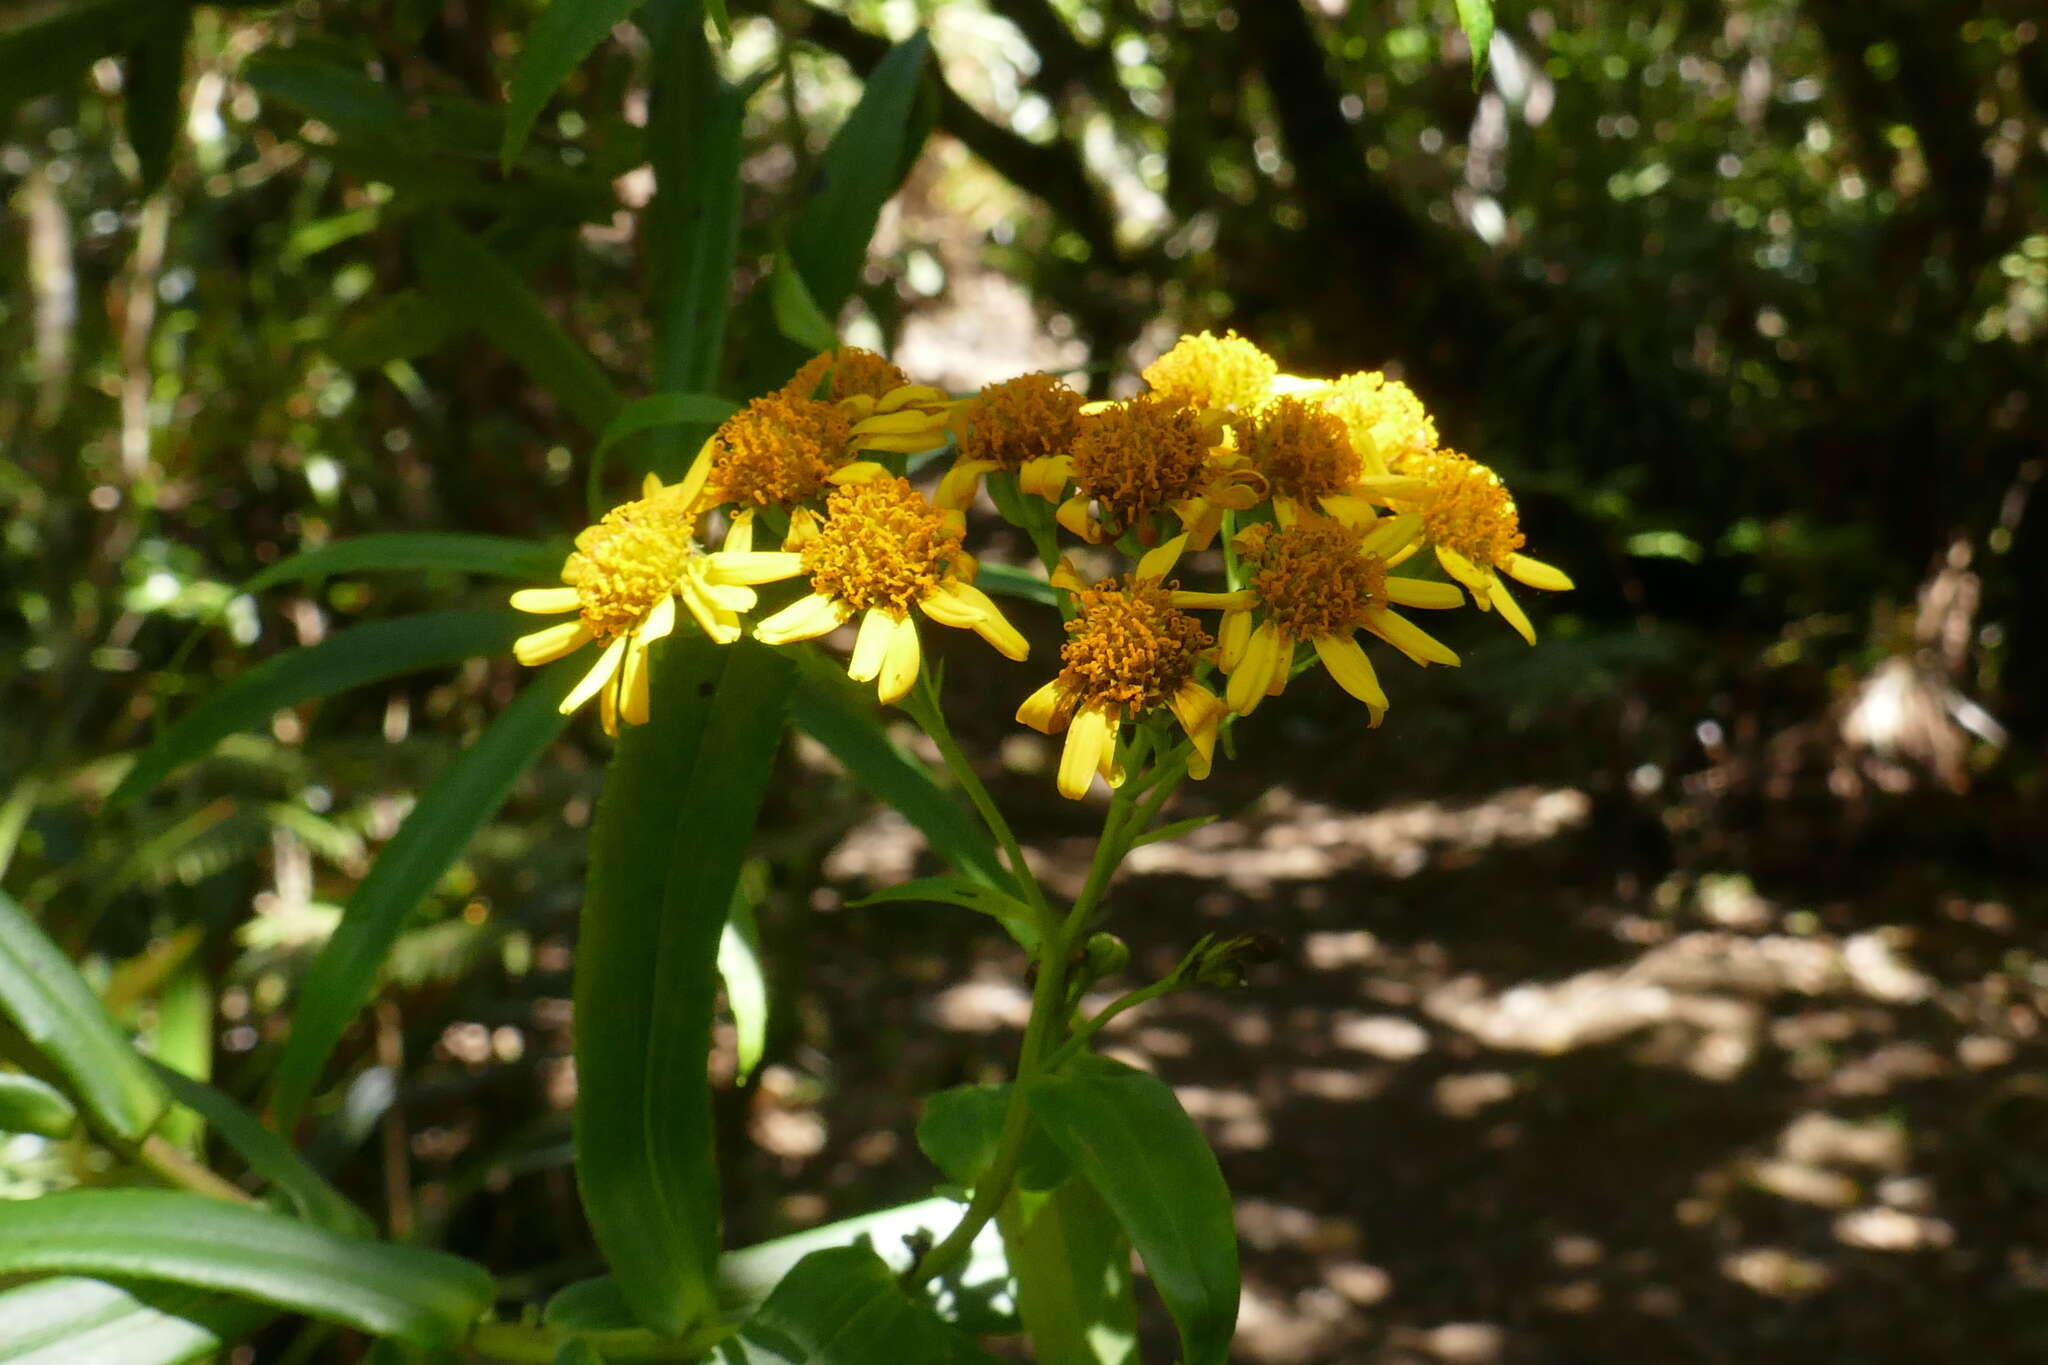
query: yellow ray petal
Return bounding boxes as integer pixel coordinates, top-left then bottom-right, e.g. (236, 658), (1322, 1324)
(755, 592), (849, 645)
(786, 508), (822, 547)
(1135, 532), (1191, 582)
(674, 436), (716, 509)
(1055, 495), (1098, 541)
(705, 583), (757, 612)
(851, 408), (942, 435)
(560, 636), (627, 715)
(1363, 608), (1461, 667)
(1016, 678), (1069, 734)
(1051, 557), (1090, 594)
(721, 508), (755, 554)
(1506, 553), (1574, 592)
(1318, 494), (1378, 528)
(876, 613), (923, 703)
(706, 550), (804, 585)
(1217, 608), (1253, 672)
(1384, 576), (1465, 609)
(1359, 513), (1423, 560)
(637, 592), (677, 644)
(921, 582), (1028, 660)
(1312, 633), (1388, 711)
(826, 459), (893, 485)
(846, 608), (895, 683)
(1168, 682), (1223, 780)
(852, 432), (944, 454)
(1434, 544), (1492, 599)
(514, 620), (592, 666)
(935, 458), (996, 511)
(678, 580), (742, 644)
(1170, 588), (1255, 611)
(1019, 455), (1073, 501)
(1489, 578), (1537, 644)
(511, 586), (579, 614)
(1058, 706), (1114, 800)
(1226, 623), (1285, 715)
(619, 636), (652, 727)
(876, 384), (949, 412)
(599, 671), (619, 736)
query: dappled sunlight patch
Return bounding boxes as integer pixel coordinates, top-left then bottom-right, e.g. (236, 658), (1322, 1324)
(1434, 1070), (1518, 1118)
(1832, 1205), (1955, 1252)
(1329, 1010), (1432, 1060)
(1234, 1280), (1364, 1365)
(1122, 784), (1591, 893)
(1720, 1247), (1835, 1299)
(1175, 1083), (1271, 1151)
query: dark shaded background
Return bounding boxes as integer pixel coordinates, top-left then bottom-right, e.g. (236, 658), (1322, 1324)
(2, 1), (2044, 1360)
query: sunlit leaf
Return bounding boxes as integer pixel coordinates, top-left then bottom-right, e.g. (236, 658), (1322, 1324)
(0, 1276), (271, 1365)
(769, 256), (839, 353)
(718, 875), (769, 1084)
(111, 610), (532, 807)
(1000, 1177), (1137, 1365)
(1022, 1056), (1239, 1365)
(0, 890), (166, 1141)
(720, 1246), (998, 1363)
(849, 877), (1037, 949)
(270, 658), (579, 1128)
(243, 534), (564, 596)
(500, 0), (644, 170)
(576, 637), (792, 1333)
(0, 1073), (76, 1138)
(0, 1191), (493, 1347)
(1453, 0), (1493, 87)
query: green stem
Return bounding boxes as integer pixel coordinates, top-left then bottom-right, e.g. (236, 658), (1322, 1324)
(904, 668), (1052, 925)
(136, 1134), (261, 1206)
(906, 777), (1143, 1289)
(1044, 976), (1186, 1073)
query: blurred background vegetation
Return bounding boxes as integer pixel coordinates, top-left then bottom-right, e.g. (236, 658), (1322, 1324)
(2, 0), (2044, 1360)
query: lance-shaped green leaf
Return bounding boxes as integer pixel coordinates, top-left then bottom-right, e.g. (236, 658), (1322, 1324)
(1022, 1057), (1240, 1365)
(721, 1246), (998, 1364)
(575, 637), (792, 1334)
(785, 33), (933, 318)
(788, 654), (1008, 892)
(0, 1190), (493, 1347)
(1453, 0), (1494, 87)
(768, 256), (839, 353)
(0, 1276), (272, 1365)
(587, 393), (738, 512)
(241, 49), (402, 141)
(0, 890), (166, 1141)
(0, 1072), (76, 1138)
(111, 610), (530, 807)
(242, 534), (563, 596)
(146, 1063), (370, 1237)
(122, 3), (190, 194)
(413, 216), (623, 435)
(717, 876), (769, 1085)
(999, 1177), (1137, 1365)
(849, 877), (1036, 949)
(270, 658), (578, 1128)
(501, 0), (644, 169)
(970, 562), (1057, 607)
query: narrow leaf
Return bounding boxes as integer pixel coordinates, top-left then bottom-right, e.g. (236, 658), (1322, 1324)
(769, 256), (838, 353)
(241, 49), (403, 141)
(500, 0), (643, 170)
(715, 1197), (1009, 1325)
(270, 658), (579, 1127)
(0, 1072), (76, 1137)
(243, 534), (564, 596)
(122, 4), (190, 194)
(146, 1062), (371, 1237)
(787, 654), (1008, 892)
(588, 393), (738, 512)
(330, 290), (459, 370)
(413, 216), (623, 434)
(970, 562), (1057, 607)
(785, 33), (932, 317)
(575, 637), (792, 1333)
(717, 877), (769, 1084)
(0, 890), (166, 1141)
(112, 610), (530, 807)
(849, 877), (1036, 949)
(0, 1276), (271, 1365)
(1023, 1057), (1240, 1365)
(1453, 0), (1494, 87)
(0, 1190), (493, 1347)
(727, 1246), (998, 1364)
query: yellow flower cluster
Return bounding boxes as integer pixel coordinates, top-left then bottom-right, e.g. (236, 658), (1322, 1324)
(512, 336), (1570, 795)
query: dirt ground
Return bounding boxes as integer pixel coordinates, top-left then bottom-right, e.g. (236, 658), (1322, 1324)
(715, 618), (2048, 1365)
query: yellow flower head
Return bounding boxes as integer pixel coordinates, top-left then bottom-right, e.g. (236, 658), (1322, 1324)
(937, 372), (1085, 510)
(782, 346), (911, 404)
(1052, 394), (1254, 546)
(1220, 515), (1462, 721)
(1401, 450), (1572, 644)
(1315, 371), (1439, 475)
(752, 476), (1027, 703)
(1020, 535), (1232, 799)
(510, 478), (795, 733)
(1142, 330), (1278, 413)
(699, 393), (854, 513)
(1237, 396), (1358, 517)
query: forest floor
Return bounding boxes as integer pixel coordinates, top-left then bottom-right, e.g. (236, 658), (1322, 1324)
(719, 619), (2048, 1365)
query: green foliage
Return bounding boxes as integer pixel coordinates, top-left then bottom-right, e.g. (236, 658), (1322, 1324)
(0, 1276), (272, 1365)
(0, 1190), (493, 1346)
(573, 637), (792, 1334)
(717, 1245), (997, 1364)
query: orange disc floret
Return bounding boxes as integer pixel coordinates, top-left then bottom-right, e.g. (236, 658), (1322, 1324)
(1411, 450), (1526, 569)
(707, 394), (854, 510)
(559, 490), (700, 641)
(1240, 396), (1360, 507)
(800, 476), (967, 617)
(1069, 395), (1212, 527)
(781, 346), (911, 404)
(960, 372), (1085, 469)
(1244, 519), (1390, 640)
(1055, 577), (1212, 720)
